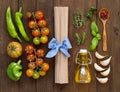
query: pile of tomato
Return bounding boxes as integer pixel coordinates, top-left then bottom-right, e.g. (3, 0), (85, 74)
(25, 45), (49, 79)
(25, 10), (50, 79)
(26, 10), (50, 45)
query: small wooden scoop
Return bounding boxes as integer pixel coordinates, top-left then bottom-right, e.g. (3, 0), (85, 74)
(99, 8), (110, 51)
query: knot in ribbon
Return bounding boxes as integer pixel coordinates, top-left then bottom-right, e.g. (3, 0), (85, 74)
(45, 38), (72, 58)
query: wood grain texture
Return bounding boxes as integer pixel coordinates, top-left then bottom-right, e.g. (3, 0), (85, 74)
(97, 0), (120, 92)
(18, 0), (37, 92)
(0, 0), (120, 92)
(0, 0), (19, 92)
(36, 0), (54, 92)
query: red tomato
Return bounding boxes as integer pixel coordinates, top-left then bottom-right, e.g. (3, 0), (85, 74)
(38, 19), (47, 28)
(32, 29), (40, 37)
(28, 62), (36, 69)
(26, 69), (34, 77)
(26, 54), (35, 62)
(42, 63), (49, 71)
(28, 20), (36, 29)
(34, 10), (44, 20)
(41, 27), (50, 35)
(25, 45), (34, 54)
(36, 49), (45, 58)
(35, 58), (44, 66)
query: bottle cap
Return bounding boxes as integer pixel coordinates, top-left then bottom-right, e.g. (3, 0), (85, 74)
(79, 49), (87, 53)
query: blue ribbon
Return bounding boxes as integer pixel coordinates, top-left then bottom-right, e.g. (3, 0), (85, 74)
(45, 38), (72, 58)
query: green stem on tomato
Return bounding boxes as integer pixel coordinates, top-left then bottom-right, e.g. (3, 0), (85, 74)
(33, 48), (37, 60)
(19, 7), (22, 13)
(32, 12), (40, 31)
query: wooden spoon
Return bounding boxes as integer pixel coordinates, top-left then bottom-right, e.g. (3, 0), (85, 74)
(99, 8), (110, 51)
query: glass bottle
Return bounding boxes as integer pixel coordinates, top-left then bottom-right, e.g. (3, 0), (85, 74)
(75, 49), (92, 83)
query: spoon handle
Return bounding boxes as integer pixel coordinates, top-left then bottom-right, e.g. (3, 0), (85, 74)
(103, 22), (107, 51)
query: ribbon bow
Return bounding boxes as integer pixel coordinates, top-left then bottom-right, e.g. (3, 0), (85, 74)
(45, 38), (72, 58)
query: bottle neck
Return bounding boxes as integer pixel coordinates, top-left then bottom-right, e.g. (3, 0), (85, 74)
(77, 53), (89, 65)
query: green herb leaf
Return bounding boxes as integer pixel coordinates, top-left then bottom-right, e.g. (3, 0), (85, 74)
(73, 9), (85, 29)
(81, 32), (86, 44)
(86, 6), (97, 20)
(90, 7), (97, 13)
(75, 32), (81, 45)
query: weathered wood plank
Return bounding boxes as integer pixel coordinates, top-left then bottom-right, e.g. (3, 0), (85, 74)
(36, 0), (54, 92)
(54, 0), (97, 92)
(0, 0), (19, 92)
(97, 0), (120, 92)
(0, 0), (120, 92)
(53, 1), (77, 91)
(18, 0), (37, 92)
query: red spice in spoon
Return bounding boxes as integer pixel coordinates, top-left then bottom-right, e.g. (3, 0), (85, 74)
(100, 8), (109, 20)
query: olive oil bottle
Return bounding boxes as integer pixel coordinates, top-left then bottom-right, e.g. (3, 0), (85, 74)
(75, 49), (92, 83)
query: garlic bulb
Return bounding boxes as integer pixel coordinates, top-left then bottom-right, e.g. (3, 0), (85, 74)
(100, 56), (112, 66)
(100, 66), (110, 76)
(94, 63), (105, 72)
(96, 77), (108, 84)
(95, 51), (107, 59)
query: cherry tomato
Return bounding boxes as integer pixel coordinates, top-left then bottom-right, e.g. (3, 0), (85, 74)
(32, 72), (40, 79)
(35, 58), (44, 66)
(28, 20), (36, 29)
(36, 49), (45, 58)
(42, 63), (49, 71)
(28, 62), (36, 69)
(26, 12), (32, 19)
(40, 35), (48, 44)
(25, 45), (34, 54)
(33, 37), (40, 45)
(26, 54), (35, 62)
(39, 70), (46, 76)
(38, 19), (47, 28)
(41, 27), (50, 35)
(34, 10), (44, 20)
(32, 29), (40, 37)
(26, 69), (34, 77)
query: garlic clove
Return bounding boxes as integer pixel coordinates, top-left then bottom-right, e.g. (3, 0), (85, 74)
(95, 51), (107, 59)
(94, 63), (105, 72)
(96, 77), (108, 84)
(100, 56), (112, 66)
(100, 66), (110, 76)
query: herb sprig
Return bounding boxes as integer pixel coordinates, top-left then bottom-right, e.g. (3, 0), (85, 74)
(73, 9), (85, 29)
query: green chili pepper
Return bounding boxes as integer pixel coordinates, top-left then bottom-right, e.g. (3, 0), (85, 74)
(7, 60), (22, 81)
(6, 6), (22, 42)
(15, 7), (30, 41)
(89, 37), (98, 51)
(12, 63), (22, 79)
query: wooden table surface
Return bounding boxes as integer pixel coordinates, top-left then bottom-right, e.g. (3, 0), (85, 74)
(0, 0), (120, 92)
